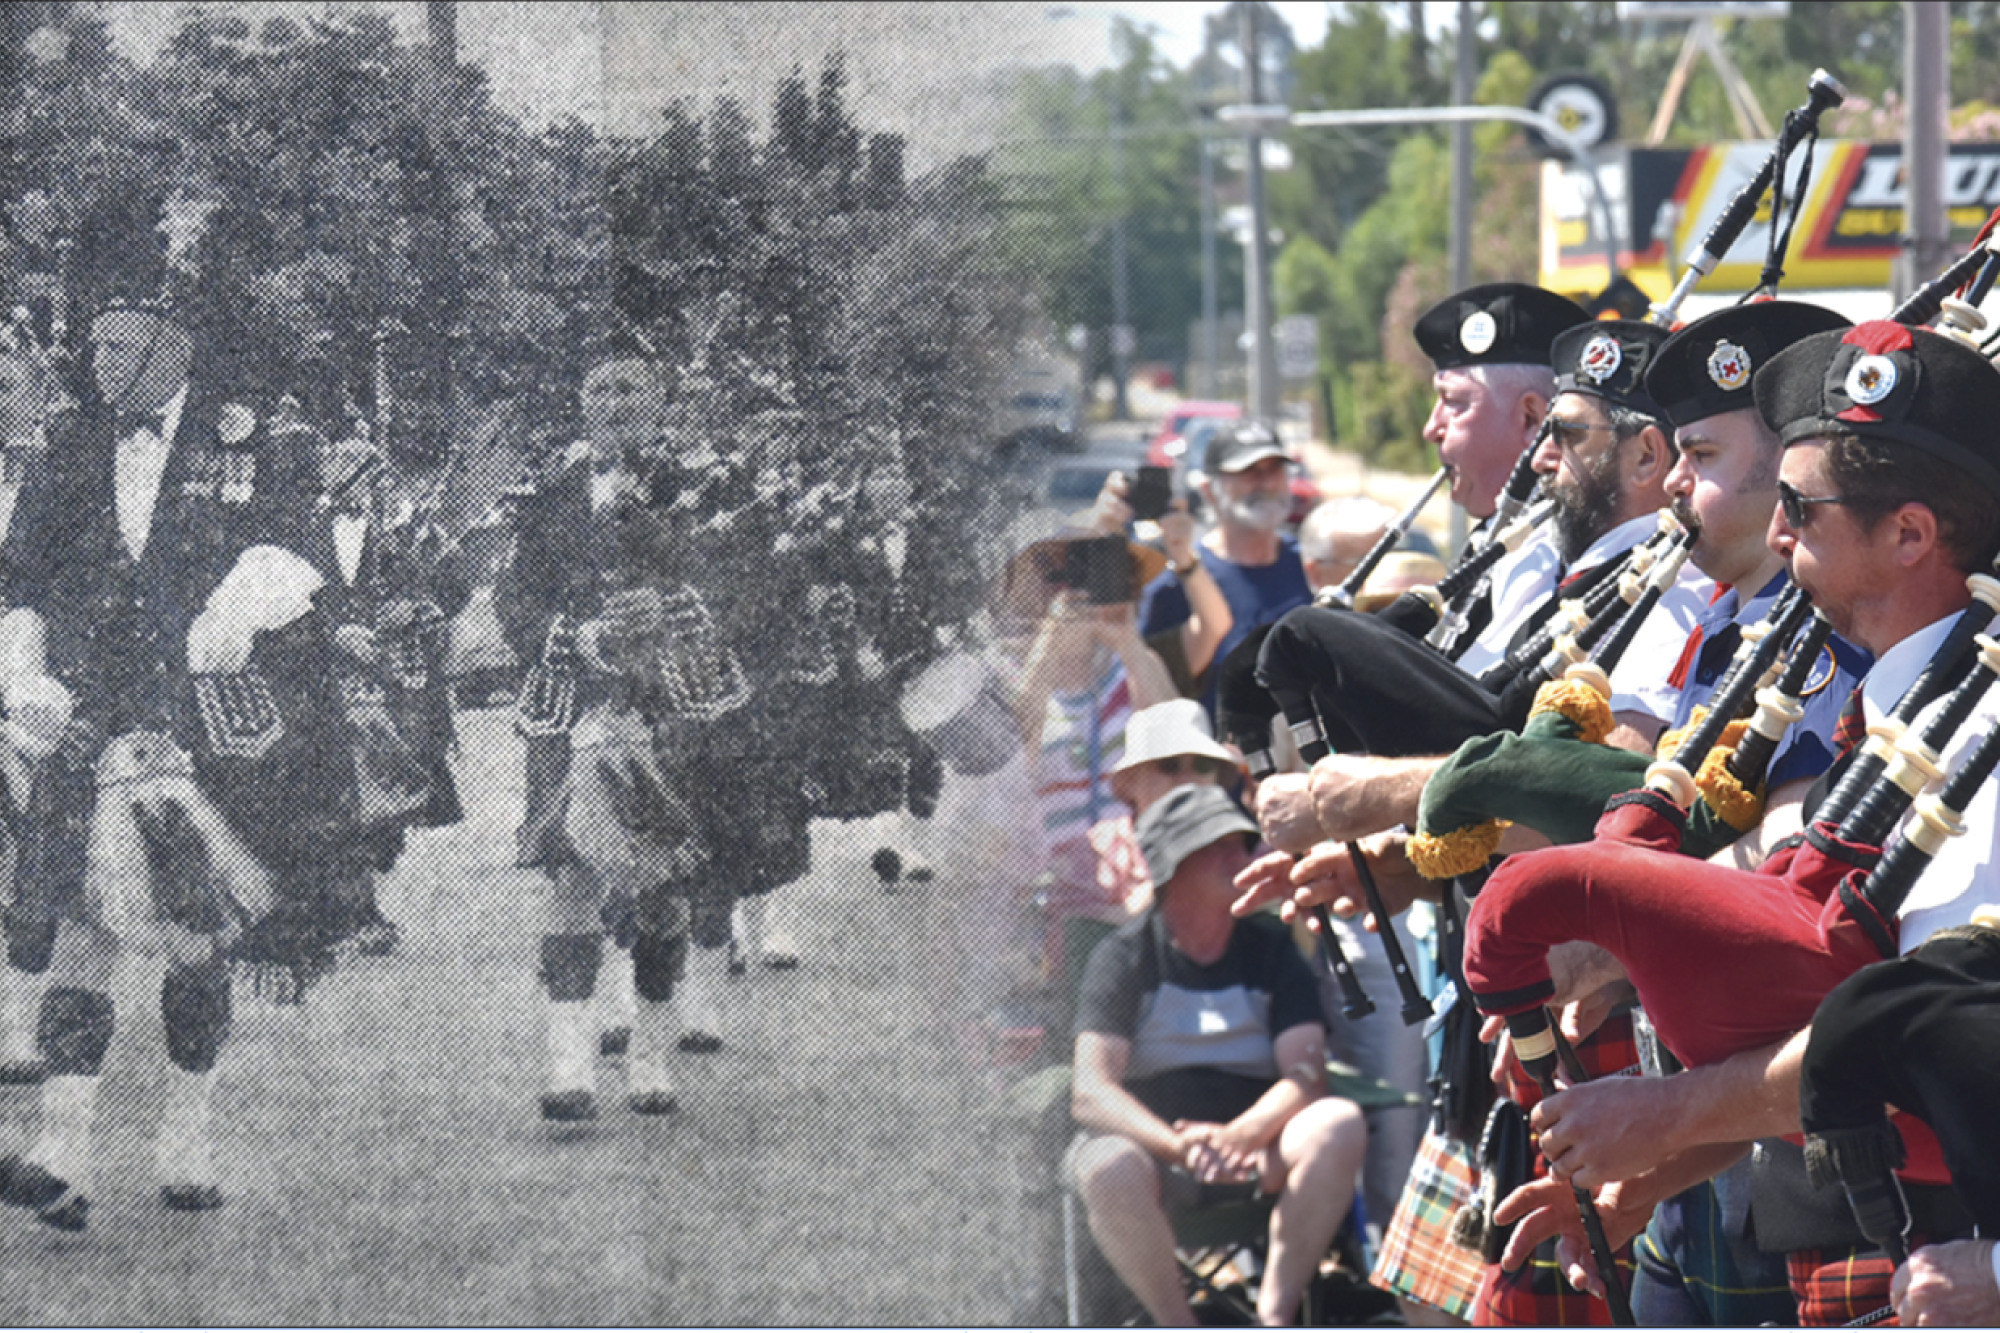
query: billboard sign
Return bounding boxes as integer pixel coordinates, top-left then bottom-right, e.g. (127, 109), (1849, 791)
(1541, 140), (2000, 298)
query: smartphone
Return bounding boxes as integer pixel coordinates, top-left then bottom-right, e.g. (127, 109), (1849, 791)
(1128, 465), (1173, 522)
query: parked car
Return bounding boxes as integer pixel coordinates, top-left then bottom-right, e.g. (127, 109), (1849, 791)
(999, 355), (1083, 453)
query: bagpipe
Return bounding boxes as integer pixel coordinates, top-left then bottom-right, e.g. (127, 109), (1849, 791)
(1254, 514), (1688, 768)
(181, 545), (432, 995)
(1462, 574), (2000, 1092)
(1410, 583), (1824, 870)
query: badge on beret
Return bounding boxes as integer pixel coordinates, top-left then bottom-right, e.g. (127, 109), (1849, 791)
(1578, 334), (1623, 383)
(1707, 341), (1752, 392)
(1845, 354), (1898, 405)
(1459, 311), (1497, 356)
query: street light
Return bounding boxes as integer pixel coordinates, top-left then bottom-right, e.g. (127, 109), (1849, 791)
(1215, 101), (1623, 285)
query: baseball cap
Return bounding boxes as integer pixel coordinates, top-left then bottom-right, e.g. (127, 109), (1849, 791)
(1203, 419), (1290, 476)
(1135, 783), (1260, 887)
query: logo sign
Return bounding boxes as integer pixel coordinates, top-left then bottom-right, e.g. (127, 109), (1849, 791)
(1528, 73), (1618, 153)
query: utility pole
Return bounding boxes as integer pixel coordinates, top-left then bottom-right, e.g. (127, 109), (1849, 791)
(1200, 137), (1219, 397)
(1899, 0), (1949, 304)
(1110, 99), (1133, 421)
(1240, 3), (1279, 423)
(1447, 0), (1475, 552)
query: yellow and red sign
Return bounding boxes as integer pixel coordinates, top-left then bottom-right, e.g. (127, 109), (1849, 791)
(1541, 141), (2000, 299)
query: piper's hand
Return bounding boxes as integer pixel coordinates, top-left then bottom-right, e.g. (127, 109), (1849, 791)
(1529, 1075), (1678, 1191)
(1253, 773), (1323, 855)
(1231, 849), (1300, 919)
(332, 622), (381, 666)
(1893, 1240), (2000, 1327)
(1493, 1174), (1656, 1296)
(1292, 836), (1426, 930)
(1090, 472), (1135, 535)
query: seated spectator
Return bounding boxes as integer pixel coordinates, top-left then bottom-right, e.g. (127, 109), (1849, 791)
(1069, 784), (1368, 1326)
(1085, 698), (1247, 919)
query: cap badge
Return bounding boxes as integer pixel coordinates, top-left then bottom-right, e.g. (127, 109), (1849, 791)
(1459, 311), (1497, 356)
(1845, 354), (1898, 406)
(1706, 341), (1752, 392)
(1578, 334), (1623, 384)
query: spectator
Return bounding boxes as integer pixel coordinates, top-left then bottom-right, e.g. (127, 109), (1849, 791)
(1007, 519), (1179, 934)
(1090, 476), (1234, 695)
(1069, 784), (1367, 1326)
(1137, 422), (1313, 717)
(1295, 495), (1395, 593)
(1085, 698), (1248, 919)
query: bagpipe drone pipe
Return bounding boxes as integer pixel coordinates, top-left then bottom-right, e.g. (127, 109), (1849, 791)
(1461, 583), (2000, 1195)
(1213, 627), (1428, 1024)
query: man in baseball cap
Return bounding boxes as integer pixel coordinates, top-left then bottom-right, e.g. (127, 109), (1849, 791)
(1069, 782), (1366, 1326)
(1141, 419), (1313, 717)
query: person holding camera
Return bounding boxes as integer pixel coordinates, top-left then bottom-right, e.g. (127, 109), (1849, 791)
(1090, 466), (1235, 700)
(1129, 421), (1312, 718)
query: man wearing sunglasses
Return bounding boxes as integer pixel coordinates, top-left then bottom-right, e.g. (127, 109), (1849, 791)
(1484, 321), (2000, 1327)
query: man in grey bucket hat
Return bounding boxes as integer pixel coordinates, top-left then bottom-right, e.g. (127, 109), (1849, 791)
(1066, 784), (1368, 1325)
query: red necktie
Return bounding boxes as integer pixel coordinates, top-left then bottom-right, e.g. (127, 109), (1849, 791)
(1666, 584), (1733, 692)
(1832, 684), (1867, 759)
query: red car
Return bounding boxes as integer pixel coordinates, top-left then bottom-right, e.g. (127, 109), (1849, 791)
(1146, 402), (1322, 528)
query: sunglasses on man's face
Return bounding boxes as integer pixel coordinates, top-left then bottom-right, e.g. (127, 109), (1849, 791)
(1776, 478), (1860, 530)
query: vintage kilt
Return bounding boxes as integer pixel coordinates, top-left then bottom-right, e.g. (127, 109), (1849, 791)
(1371, 1126), (1484, 1319)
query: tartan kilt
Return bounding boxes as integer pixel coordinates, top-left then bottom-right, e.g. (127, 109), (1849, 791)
(1472, 1015), (1643, 1327)
(1786, 1240), (1935, 1327)
(1372, 1126), (1485, 1319)
(1472, 1230), (1636, 1327)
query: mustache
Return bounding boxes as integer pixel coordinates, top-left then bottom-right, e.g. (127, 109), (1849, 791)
(1669, 497), (1704, 537)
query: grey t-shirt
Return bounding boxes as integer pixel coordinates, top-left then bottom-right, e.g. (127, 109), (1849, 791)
(1076, 909), (1325, 1124)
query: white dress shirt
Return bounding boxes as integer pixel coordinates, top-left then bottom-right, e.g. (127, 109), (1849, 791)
(115, 385), (188, 562)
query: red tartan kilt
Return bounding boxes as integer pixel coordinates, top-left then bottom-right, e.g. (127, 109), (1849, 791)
(1472, 1017), (1642, 1327)
(1787, 1242), (1923, 1327)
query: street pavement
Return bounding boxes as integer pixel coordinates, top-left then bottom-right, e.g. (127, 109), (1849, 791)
(0, 708), (1034, 1325)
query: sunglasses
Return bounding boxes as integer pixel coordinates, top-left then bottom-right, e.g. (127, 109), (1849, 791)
(1777, 478), (1860, 530)
(1546, 415), (1617, 452)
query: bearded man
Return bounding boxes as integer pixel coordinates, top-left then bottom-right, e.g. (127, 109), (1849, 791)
(1140, 420), (1312, 718)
